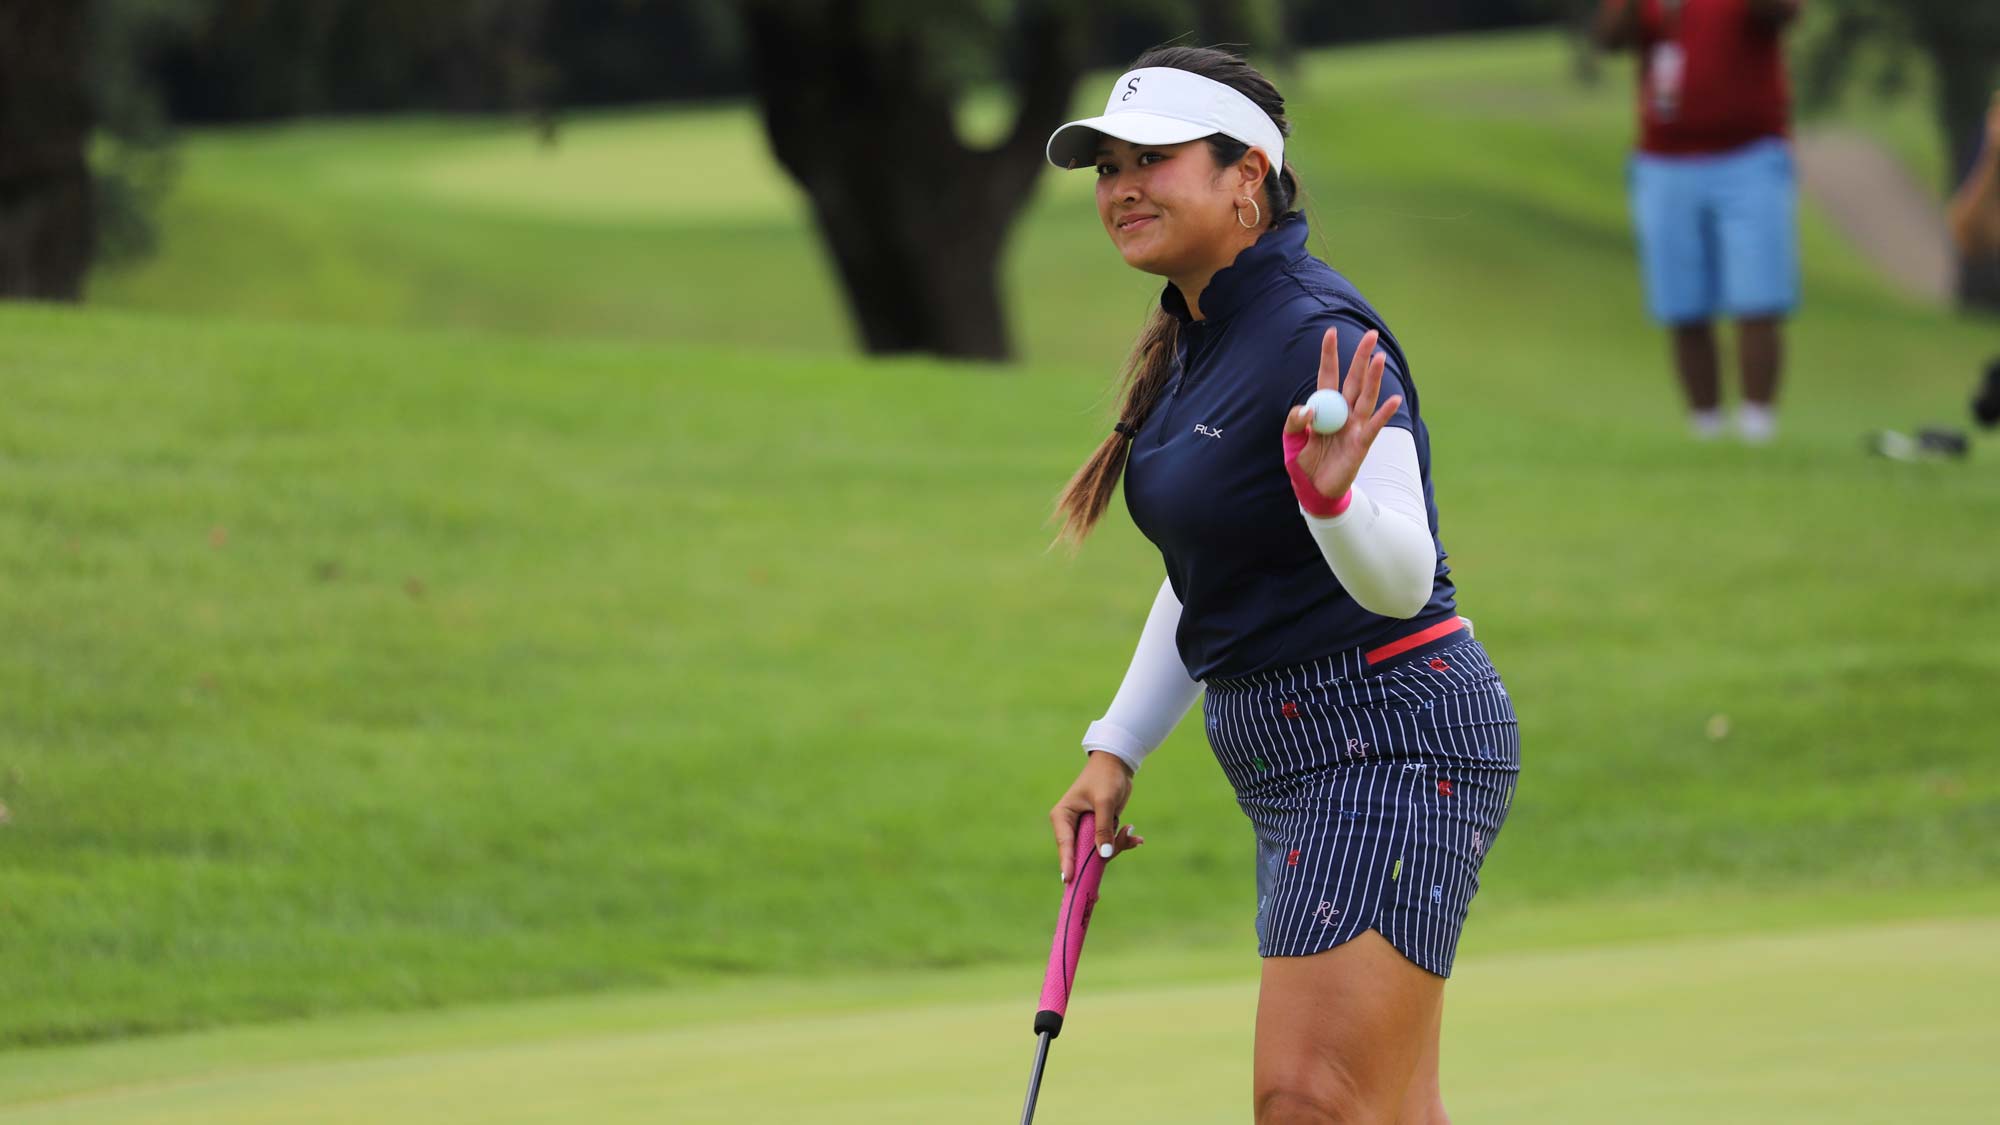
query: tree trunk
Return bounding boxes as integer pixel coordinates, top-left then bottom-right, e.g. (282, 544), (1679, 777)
(742, 0), (1085, 361)
(0, 0), (94, 301)
(806, 181), (1014, 358)
(1920, 21), (2000, 312)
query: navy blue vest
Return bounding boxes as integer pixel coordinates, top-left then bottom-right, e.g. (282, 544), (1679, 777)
(1122, 214), (1457, 681)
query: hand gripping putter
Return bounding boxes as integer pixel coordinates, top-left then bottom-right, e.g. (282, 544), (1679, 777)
(1019, 811), (1111, 1124)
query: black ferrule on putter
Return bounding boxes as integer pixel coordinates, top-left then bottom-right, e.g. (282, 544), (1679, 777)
(1033, 1009), (1064, 1038)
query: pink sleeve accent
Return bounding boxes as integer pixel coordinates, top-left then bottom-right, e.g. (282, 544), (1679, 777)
(1037, 812), (1107, 1019)
(1283, 428), (1352, 518)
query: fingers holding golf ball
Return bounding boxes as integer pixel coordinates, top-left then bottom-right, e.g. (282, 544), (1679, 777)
(1283, 326), (1405, 507)
(1294, 324), (1383, 434)
(1304, 388), (1348, 433)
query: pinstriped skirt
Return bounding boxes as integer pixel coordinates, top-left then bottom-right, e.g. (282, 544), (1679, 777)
(1202, 632), (1519, 977)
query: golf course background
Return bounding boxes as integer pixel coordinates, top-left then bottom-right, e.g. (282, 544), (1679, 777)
(3, 30), (1996, 1120)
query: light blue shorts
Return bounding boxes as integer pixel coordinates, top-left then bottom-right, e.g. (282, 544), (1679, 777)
(1627, 137), (1799, 325)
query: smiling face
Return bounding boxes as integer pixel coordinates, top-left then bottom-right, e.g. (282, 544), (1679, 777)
(1093, 137), (1268, 282)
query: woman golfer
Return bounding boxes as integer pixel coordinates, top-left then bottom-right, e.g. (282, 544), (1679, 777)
(1046, 47), (1520, 1123)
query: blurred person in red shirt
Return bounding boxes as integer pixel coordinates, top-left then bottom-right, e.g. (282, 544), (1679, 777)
(1597, 0), (1804, 443)
(1950, 92), (2000, 429)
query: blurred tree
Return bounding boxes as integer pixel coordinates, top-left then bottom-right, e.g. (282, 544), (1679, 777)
(154, 0), (555, 120)
(743, 0), (1555, 360)
(741, 0), (1091, 360)
(1800, 0), (2000, 310)
(539, 0), (744, 106)
(8, 0), (1551, 320)
(89, 0), (212, 267)
(1289, 0), (1548, 46)
(1195, 0), (1278, 51)
(1, 1), (94, 299)
(5, 0), (566, 299)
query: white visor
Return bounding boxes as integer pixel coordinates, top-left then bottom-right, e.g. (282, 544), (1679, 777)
(1045, 67), (1284, 176)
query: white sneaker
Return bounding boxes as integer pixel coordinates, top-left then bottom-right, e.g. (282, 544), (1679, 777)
(1690, 409), (1724, 441)
(1736, 403), (1776, 444)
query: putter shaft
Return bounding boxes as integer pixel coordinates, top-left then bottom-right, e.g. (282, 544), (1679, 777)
(1019, 1030), (1053, 1124)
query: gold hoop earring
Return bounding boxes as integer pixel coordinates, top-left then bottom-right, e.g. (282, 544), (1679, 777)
(1236, 196), (1261, 229)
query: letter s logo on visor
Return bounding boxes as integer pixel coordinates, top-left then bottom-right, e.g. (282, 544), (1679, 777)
(1122, 76), (1141, 101)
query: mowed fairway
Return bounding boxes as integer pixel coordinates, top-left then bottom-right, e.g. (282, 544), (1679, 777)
(0, 916), (1992, 1122)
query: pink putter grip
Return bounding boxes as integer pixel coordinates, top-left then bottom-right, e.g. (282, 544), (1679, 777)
(1036, 812), (1106, 1031)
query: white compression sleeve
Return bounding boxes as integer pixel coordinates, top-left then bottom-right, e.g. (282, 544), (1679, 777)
(1080, 578), (1203, 773)
(1300, 426), (1438, 620)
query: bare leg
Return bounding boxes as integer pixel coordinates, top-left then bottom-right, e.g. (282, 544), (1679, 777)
(1737, 315), (1783, 406)
(1733, 315), (1783, 441)
(1395, 996), (1448, 1124)
(1671, 320), (1722, 413)
(1255, 930), (1444, 1124)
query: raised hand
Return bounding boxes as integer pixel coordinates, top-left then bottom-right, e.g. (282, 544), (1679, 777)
(1282, 327), (1404, 513)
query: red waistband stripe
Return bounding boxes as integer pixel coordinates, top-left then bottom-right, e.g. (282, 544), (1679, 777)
(1364, 616), (1466, 666)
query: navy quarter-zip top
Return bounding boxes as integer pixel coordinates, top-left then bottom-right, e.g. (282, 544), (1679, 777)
(1122, 213), (1457, 681)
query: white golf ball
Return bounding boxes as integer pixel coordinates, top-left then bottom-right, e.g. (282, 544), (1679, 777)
(1305, 389), (1348, 434)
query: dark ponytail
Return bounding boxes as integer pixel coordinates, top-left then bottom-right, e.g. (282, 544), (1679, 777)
(1053, 45), (1300, 547)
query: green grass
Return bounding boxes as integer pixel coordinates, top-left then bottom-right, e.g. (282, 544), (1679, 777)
(3, 29), (1998, 1056)
(1, 910), (1995, 1121)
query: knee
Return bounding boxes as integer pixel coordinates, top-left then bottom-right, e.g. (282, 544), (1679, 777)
(1255, 1064), (1389, 1125)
